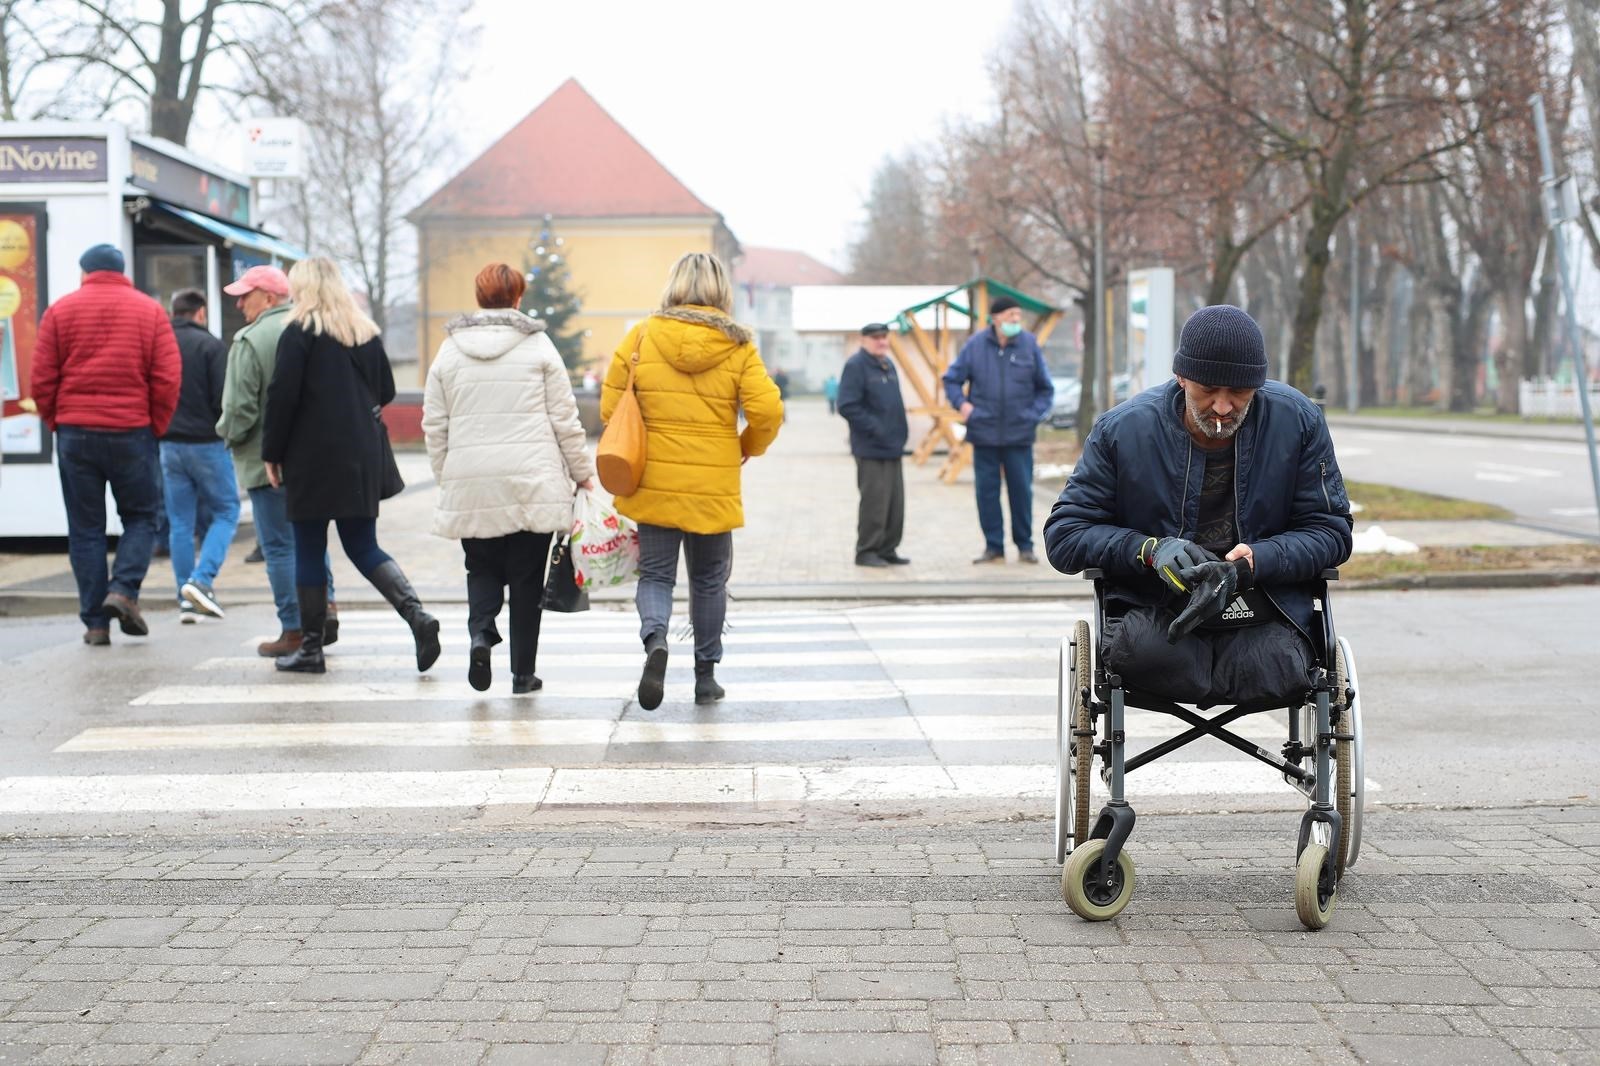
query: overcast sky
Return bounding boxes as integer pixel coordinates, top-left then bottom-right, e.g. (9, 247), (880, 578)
(447, 0), (1005, 270)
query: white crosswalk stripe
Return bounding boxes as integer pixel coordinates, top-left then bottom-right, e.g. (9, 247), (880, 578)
(7, 604), (1370, 815)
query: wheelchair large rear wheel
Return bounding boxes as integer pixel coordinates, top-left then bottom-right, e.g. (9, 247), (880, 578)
(1054, 621), (1094, 865)
(1336, 637), (1365, 871)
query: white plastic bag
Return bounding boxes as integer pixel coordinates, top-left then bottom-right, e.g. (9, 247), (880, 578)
(570, 487), (640, 589)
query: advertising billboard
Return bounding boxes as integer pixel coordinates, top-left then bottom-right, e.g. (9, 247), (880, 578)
(0, 203), (48, 462)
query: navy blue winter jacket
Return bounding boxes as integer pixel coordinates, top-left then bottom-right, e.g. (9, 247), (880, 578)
(942, 327), (1054, 447)
(837, 348), (910, 460)
(1044, 380), (1353, 638)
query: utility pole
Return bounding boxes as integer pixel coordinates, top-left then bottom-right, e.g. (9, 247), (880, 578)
(1532, 93), (1600, 536)
(1093, 136), (1107, 415)
(1347, 212), (1360, 414)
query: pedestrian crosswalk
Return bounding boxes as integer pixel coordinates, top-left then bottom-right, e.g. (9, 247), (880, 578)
(0, 602), (1376, 817)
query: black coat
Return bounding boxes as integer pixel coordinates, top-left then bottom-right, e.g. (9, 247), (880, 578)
(836, 349), (909, 460)
(261, 321), (396, 522)
(163, 318), (226, 443)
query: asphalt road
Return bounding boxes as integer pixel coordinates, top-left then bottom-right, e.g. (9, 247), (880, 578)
(0, 587), (1593, 837)
(1329, 424), (1600, 538)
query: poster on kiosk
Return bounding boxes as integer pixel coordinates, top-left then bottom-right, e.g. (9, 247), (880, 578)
(0, 120), (304, 534)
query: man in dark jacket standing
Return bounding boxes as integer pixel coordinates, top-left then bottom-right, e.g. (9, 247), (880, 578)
(1044, 305), (1354, 706)
(837, 323), (910, 567)
(32, 244), (181, 643)
(943, 296), (1054, 564)
(161, 289), (240, 622)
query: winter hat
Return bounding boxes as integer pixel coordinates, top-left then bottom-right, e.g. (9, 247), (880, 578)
(78, 244), (125, 275)
(1172, 305), (1267, 389)
(989, 296), (1020, 316)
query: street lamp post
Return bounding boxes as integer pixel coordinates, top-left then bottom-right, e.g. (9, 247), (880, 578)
(1089, 122), (1108, 416)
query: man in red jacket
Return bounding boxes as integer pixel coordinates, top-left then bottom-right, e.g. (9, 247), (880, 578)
(32, 244), (182, 644)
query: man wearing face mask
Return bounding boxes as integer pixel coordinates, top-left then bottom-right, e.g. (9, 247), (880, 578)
(943, 296), (1055, 565)
(1043, 305), (1353, 707)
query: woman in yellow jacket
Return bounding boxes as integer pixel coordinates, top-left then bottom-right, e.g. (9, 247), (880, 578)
(601, 252), (783, 709)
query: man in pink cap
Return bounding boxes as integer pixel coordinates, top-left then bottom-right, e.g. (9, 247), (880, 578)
(215, 264), (337, 657)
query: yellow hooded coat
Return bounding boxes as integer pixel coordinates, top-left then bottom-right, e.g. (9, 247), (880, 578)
(600, 305), (784, 534)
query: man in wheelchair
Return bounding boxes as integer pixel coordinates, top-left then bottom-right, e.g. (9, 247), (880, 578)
(1043, 305), (1353, 708)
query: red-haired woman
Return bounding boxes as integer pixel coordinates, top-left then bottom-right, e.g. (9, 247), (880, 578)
(422, 263), (595, 694)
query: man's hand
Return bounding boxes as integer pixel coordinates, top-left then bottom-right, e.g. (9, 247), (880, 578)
(1167, 560), (1239, 643)
(1140, 536), (1214, 595)
(265, 462), (283, 488)
(959, 402), (974, 421)
(1225, 543), (1253, 573)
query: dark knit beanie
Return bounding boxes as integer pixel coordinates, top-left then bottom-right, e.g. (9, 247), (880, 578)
(78, 243), (125, 275)
(1172, 305), (1267, 389)
(989, 296), (1019, 316)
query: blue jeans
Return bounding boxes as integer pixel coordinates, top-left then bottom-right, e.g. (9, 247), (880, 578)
(160, 440), (240, 600)
(292, 517), (392, 587)
(55, 425), (161, 629)
(972, 444), (1035, 554)
(249, 485), (334, 630)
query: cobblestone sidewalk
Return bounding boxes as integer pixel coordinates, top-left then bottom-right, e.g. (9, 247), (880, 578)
(2, 806), (1597, 1065)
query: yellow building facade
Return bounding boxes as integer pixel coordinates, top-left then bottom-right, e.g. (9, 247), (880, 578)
(410, 80), (737, 380)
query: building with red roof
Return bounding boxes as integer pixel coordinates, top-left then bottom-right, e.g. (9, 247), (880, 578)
(410, 79), (737, 370)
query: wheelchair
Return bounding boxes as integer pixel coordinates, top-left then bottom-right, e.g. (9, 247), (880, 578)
(1054, 568), (1365, 930)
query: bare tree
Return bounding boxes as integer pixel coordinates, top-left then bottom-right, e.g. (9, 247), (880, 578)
(244, 0), (470, 333)
(51, 0), (311, 144)
(847, 152), (970, 283)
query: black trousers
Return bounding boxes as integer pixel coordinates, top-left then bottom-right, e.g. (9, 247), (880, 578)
(1101, 604), (1315, 707)
(463, 531), (552, 676)
(855, 457), (904, 558)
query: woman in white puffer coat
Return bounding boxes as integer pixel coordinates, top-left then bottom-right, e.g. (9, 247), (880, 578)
(422, 262), (595, 695)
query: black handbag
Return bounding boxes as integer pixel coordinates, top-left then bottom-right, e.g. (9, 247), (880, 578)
(371, 404), (405, 501)
(542, 535), (589, 613)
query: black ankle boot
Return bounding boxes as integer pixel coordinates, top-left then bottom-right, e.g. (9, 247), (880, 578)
(468, 632), (492, 692)
(694, 661), (724, 705)
(511, 674), (542, 694)
(638, 632), (668, 710)
(276, 586), (327, 674)
(370, 561), (440, 672)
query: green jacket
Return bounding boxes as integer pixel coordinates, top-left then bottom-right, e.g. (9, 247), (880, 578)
(216, 302), (293, 490)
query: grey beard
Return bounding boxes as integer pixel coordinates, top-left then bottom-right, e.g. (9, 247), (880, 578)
(1187, 396), (1251, 440)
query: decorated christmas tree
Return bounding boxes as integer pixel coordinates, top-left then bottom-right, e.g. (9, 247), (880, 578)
(520, 215), (585, 368)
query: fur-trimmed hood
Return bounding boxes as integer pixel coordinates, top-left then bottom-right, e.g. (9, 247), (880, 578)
(645, 305), (755, 374)
(446, 308), (548, 361)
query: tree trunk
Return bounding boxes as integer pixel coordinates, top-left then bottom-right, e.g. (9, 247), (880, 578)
(1286, 199), (1342, 395)
(1076, 293), (1097, 445)
(1448, 285), (1491, 412)
(1495, 278), (1531, 413)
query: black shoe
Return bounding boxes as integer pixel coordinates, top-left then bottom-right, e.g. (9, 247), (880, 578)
(276, 585), (326, 673)
(323, 603), (339, 647)
(855, 553), (890, 568)
(694, 662), (724, 705)
(638, 632), (669, 711)
(468, 635), (492, 692)
(512, 674), (542, 694)
(369, 561), (440, 672)
(101, 593), (149, 636)
(972, 550), (1006, 565)
(1017, 550), (1040, 565)
(879, 552), (911, 565)
(245, 545), (265, 564)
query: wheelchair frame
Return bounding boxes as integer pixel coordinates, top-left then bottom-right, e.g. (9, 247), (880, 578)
(1054, 568), (1365, 929)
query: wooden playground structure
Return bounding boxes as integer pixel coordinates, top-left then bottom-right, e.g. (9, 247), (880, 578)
(886, 278), (1062, 483)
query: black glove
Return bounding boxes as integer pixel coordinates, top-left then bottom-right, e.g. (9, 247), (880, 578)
(1139, 536), (1215, 596)
(1166, 560), (1239, 643)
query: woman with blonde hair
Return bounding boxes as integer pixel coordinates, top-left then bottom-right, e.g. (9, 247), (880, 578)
(423, 263), (596, 694)
(601, 251), (783, 708)
(261, 257), (439, 675)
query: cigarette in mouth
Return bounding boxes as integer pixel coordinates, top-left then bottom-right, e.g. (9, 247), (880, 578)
(1214, 418), (1222, 434)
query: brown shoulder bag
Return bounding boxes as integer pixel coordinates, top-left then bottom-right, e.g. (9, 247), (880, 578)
(596, 329), (648, 496)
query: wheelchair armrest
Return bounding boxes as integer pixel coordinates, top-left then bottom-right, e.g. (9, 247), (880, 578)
(1322, 568), (1340, 581)
(1082, 568), (1104, 581)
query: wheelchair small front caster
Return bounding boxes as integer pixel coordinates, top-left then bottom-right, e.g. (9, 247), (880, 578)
(1062, 839), (1135, 921)
(1294, 842), (1337, 929)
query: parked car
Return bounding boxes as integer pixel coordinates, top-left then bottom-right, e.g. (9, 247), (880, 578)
(1046, 374), (1132, 430)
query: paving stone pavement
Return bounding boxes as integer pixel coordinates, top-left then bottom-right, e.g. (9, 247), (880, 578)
(1, 807), (1597, 1065)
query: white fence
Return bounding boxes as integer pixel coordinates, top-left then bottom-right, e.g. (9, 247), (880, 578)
(1519, 378), (1600, 418)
